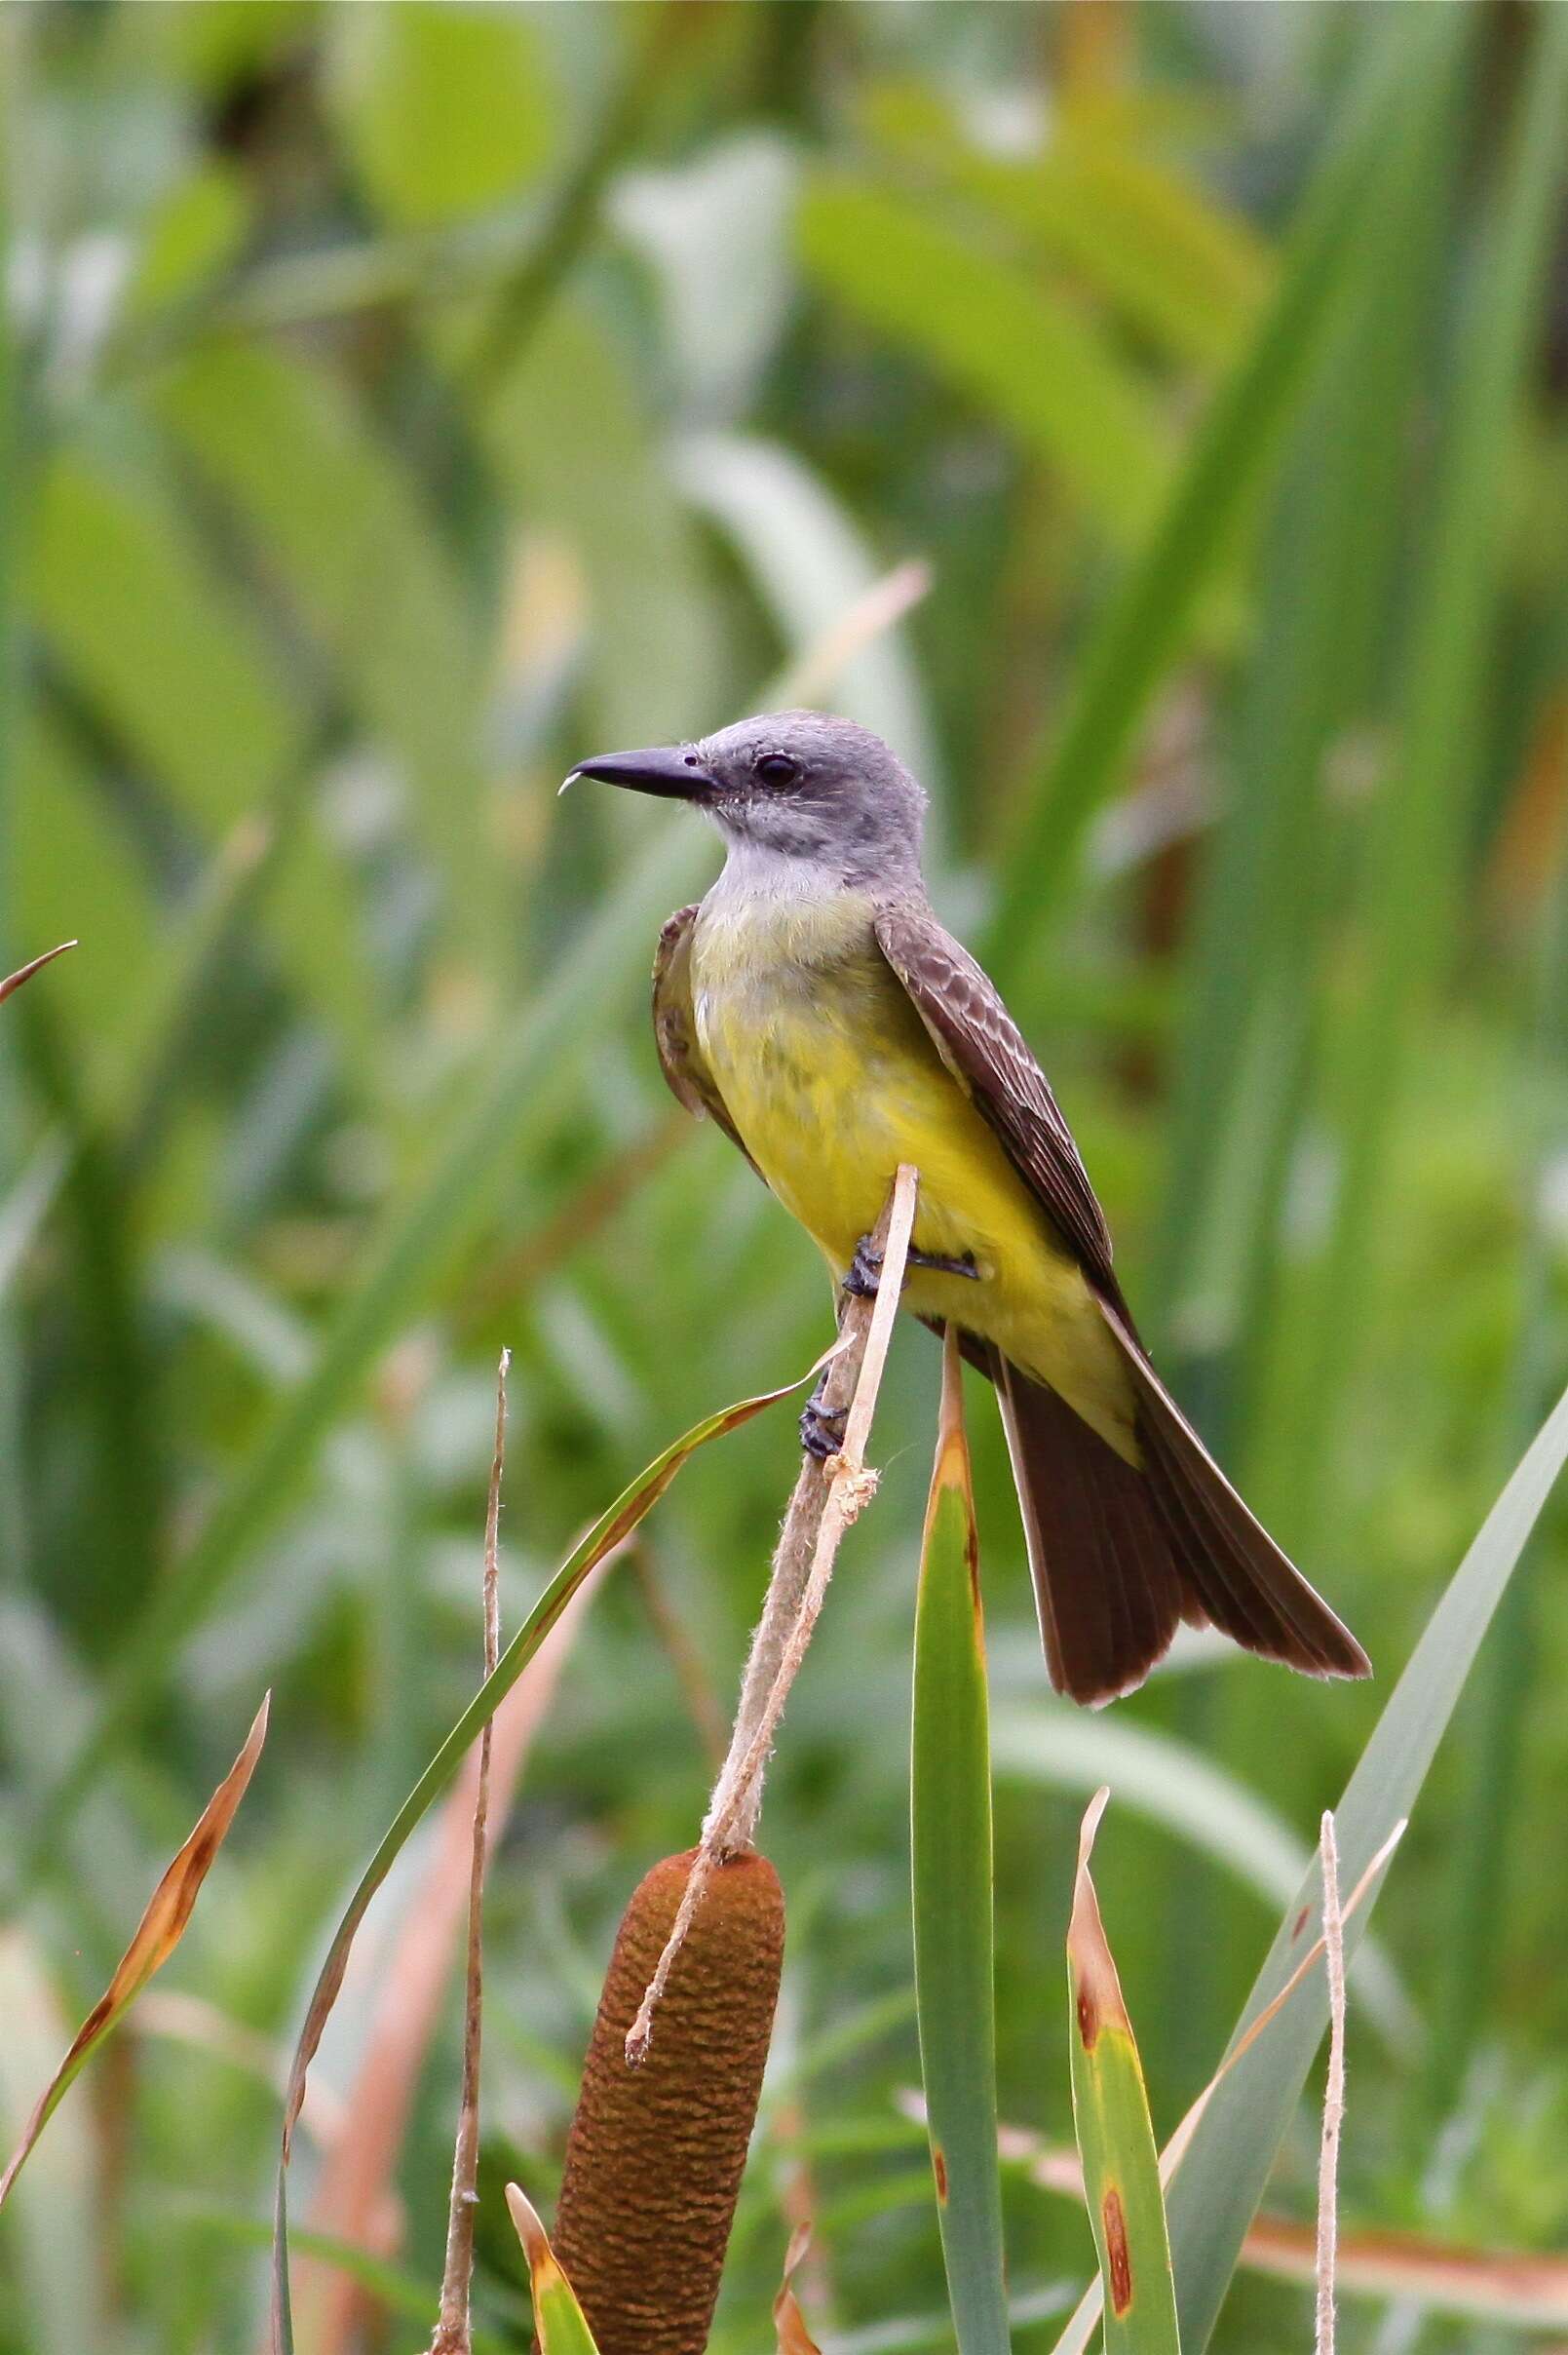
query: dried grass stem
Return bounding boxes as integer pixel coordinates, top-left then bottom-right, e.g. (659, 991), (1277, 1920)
(429, 1348), (509, 2355)
(1315, 1808), (1347, 2355)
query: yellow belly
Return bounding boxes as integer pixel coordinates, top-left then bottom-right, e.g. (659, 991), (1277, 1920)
(689, 896), (1135, 1457)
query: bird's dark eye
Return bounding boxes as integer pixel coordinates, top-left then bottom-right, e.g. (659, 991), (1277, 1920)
(755, 752), (800, 787)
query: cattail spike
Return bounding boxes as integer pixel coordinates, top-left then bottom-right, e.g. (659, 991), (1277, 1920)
(550, 1848), (784, 2355)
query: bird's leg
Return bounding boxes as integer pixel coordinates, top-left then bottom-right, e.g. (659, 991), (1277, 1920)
(842, 1234), (979, 1298)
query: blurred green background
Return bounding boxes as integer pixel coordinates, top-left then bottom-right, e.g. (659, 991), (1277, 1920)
(3, 2), (1568, 2350)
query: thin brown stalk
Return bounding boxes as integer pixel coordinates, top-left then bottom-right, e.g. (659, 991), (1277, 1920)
(429, 1350), (509, 2355)
(625, 1167), (919, 2065)
(0, 940), (76, 1004)
(1316, 1810), (1347, 2355)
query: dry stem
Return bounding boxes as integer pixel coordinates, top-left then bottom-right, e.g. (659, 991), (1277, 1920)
(625, 1166), (920, 2065)
(430, 1349), (509, 2355)
(1315, 1810), (1347, 2355)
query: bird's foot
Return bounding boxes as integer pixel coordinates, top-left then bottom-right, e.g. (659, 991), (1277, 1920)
(800, 1397), (847, 1460)
(842, 1235), (885, 1298)
(841, 1234), (979, 1299)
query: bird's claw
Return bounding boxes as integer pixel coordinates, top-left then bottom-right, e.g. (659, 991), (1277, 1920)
(800, 1399), (847, 1460)
(841, 1233), (979, 1300)
(842, 1236), (884, 1298)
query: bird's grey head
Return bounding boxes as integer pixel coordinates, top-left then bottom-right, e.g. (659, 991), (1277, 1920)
(568, 711), (927, 887)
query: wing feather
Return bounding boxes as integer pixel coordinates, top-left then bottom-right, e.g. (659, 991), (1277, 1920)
(873, 900), (1132, 1324)
(650, 903), (761, 1177)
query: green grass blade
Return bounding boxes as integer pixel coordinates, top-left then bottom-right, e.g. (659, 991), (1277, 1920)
(1148, 22), (1464, 1355)
(1282, 2), (1568, 1540)
(910, 1333), (1009, 2355)
(1422, 805), (1568, 2122)
(1066, 1792), (1180, 2354)
(982, 3), (1460, 984)
(268, 1364), (804, 2349)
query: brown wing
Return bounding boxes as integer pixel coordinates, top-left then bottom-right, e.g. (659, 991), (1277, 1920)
(650, 904), (761, 1178)
(873, 900), (1133, 1326)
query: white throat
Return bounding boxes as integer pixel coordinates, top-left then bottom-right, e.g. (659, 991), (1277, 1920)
(706, 833), (845, 907)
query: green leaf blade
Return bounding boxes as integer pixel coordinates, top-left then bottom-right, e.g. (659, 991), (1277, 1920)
(911, 1337), (1009, 2355)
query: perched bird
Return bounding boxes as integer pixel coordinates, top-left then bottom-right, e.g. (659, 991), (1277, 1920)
(568, 713), (1369, 1706)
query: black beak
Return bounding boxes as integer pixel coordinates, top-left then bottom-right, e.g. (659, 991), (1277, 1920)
(566, 745), (715, 799)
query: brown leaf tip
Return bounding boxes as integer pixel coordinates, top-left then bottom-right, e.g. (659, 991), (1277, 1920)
(0, 941), (78, 1006)
(505, 2181), (551, 2272)
(1101, 2184), (1133, 2316)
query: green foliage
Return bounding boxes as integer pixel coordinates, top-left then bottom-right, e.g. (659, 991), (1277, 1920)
(327, 5), (556, 229)
(798, 176), (1174, 540)
(4, 5), (1568, 2352)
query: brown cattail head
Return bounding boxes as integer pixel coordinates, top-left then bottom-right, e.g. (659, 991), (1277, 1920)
(550, 1847), (784, 2355)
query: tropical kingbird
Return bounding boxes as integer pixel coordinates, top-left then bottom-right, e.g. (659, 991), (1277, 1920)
(570, 713), (1368, 1706)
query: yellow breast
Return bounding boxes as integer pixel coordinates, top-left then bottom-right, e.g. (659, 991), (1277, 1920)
(687, 885), (1136, 1456)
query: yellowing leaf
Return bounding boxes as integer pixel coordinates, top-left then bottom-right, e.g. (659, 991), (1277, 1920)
(774, 2224), (823, 2354)
(1066, 1792), (1180, 2354)
(0, 1695), (269, 2209)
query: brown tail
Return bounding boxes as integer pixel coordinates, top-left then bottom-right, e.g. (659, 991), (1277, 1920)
(989, 1308), (1369, 1707)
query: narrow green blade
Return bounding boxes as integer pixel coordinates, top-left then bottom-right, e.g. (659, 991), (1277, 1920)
(911, 1332), (1009, 2355)
(1286, 0), (1568, 1528)
(1066, 1792), (1180, 2354)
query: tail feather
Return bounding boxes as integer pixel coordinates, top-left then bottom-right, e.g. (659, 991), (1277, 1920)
(988, 1314), (1369, 1707)
(992, 1351), (1182, 1704)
